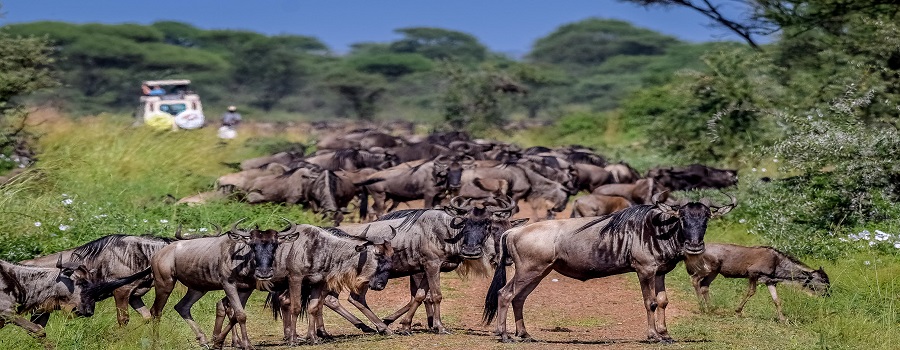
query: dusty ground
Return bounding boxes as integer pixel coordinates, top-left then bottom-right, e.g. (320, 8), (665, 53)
(242, 200), (693, 350)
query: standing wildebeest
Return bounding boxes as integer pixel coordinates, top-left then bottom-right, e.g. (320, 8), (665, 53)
(484, 193), (736, 343)
(267, 225), (395, 345)
(605, 162), (641, 184)
(570, 194), (631, 218)
(647, 164), (738, 191)
(150, 219), (299, 349)
(318, 196), (522, 336)
(305, 149), (397, 171)
(571, 163), (614, 193)
(20, 234), (171, 326)
(1, 258), (150, 342)
(246, 167), (341, 223)
(686, 243), (829, 322)
(460, 163), (572, 221)
(359, 156), (473, 219)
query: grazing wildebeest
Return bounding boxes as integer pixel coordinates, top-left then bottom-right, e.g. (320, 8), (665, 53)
(685, 243), (829, 322)
(305, 149), (397, 171)
(320, 196), (522, 336)
(265, 225), (395, 345)
(150, 219), (299, 349)
(572, 163), (614, 193)
(483, 193), (736, 343)
(239, 151), (306, 171)
(460, 163), (572, 221)
(216, 163), (291, 195)
(359, 156), (472, 219)
(570, 194), (631, 218)
(647, 164), (738, 191)
(388, 142), (453, 163)
(20, 234), (172, 326)
(0, 257), (150, 342)
(245, 167), (341, 223)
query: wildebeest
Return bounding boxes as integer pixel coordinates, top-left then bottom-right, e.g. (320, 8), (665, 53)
(605, 162), (641, 184)
(216, 163), (291, 195)
(305, 148), (398, 171)
(686, 243), (829, 322)
(426, 131), (470, 147)
(245, 167), (340, 222)
(150, 219), (299, 349)
(265, 225), (395, 345)
(592, 178), (664, 205)
(20, 234), (172, 326)
(647, 164), (738, 191)
(0, 258), (150, 342)
(459, 163), (571, 221)
(358, 157), (473, 219)
(322, 196), (521, 335)
(571, 163), (614, 193)
(570, 194), (631, 218)
(483, 193), (736, 343)
(238, 151), (305, 171)
(388, 142), (452, 163)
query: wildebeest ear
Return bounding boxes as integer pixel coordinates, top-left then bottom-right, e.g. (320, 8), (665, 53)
(355, 243), (369, 252)
(510, 218), (529, 227)
(656, 202), (679, 217)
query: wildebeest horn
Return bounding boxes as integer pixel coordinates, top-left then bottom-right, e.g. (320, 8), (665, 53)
(449, 196), (473, 213)
(490, 195), (516, 214)
(388, 225), (399, 239)
(710, 192), (737, 218)
(212, 223), (223, 236)
(279, 217), (297, 235)
(651, 191), (669, 205)
(434, 155), (449, 165)
(231, 218), (250, 236)
(462, 155), (475, 165)
(715, 192), (738, 208)
(56, 254), (64, 269)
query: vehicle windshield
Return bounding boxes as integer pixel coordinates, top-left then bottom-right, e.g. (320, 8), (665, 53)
(159, 103), (187, 116)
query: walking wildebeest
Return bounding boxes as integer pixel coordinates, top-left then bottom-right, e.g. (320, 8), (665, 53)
(150, 219), (299, 349)
(647, 164), (738, 191)
(483, 193), (736, 343)
(20, 234), (171, 326)
(1, 258), (150, 343)
(263, 225), (395, 345)
(685, 243), (830, 322)
(316, 196), (523, 336)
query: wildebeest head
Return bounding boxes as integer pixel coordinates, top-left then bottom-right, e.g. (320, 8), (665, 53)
(228, 218), (300, 280)
(802, 267), (830, 297)
(443, 196), (517, 259)
(653, 192), (736, 255)
(434, 155), (475, 189)
(53, 256), (150, 317)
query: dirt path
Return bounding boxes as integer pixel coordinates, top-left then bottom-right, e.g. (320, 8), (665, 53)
(246, 200), (690, 349)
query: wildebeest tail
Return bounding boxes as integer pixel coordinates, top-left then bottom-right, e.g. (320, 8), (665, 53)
(84, 267), (152, 300)
(483, 234), (509, 325)
(299, 282), (312, 321)
(264, 291), (283, 320)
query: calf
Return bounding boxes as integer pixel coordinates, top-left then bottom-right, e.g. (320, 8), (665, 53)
(685, 243), (830, 321)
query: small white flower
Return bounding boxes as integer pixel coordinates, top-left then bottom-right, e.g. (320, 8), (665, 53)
(773, 159), (779, 163)
(751, 168), (757, 172)
(869, 241), (877, 246)
(199, 227), (209, 232)
(894, 242), (900, 249)
(859, 230), (871, 240)
(838, 238), (848, 242)
(739, 219), (747, 224)
(62, 193), (68, 197)
(62, 199), (74, 205)
(59, 224), (70, 231)
(159, 219), (169, 224)
(188, 229), (196, 232)
(848, 233), (859, 241)
(864, 260), (871, 265)
(143, 219), (149, 223)
(34, 222), (42, 227)
(69, 218), (74, 221)
(761, 168), (767, 172)
(874, 231), (891, 241)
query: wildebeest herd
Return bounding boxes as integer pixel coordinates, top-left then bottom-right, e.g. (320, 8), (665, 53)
(1, 128), (830, 349)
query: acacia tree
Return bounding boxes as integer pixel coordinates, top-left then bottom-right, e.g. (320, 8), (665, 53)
(323, 67), (387, 120)
(0, 12), (57, 169)
(439, 62), (526, 133)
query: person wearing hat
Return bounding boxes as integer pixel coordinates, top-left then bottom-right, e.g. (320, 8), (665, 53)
(221, 105), (243, 127)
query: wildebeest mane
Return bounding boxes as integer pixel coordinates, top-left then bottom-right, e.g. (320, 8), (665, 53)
(322, 227), (369, 243)
(377, 209), (429, 232)
(71, 234), (127, 262)
(572, 213), (617, 235)
(572, 205), (660, 236)
(761, 246), (813, 271)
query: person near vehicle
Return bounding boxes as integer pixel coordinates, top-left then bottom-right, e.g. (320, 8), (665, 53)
(221, 106), (242, 127)
(142, 84), (166, 96)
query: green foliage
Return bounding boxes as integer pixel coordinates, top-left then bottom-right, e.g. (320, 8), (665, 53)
(390, 27), (488, 62)
(231, 38), (310, 111)
(347, 52), (433, 78)
(323, 66), (388, 120)
(529, 18), (677, 71)
(438, 62), (524, 134)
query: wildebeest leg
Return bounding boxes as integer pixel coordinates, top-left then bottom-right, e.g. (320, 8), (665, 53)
(212, 284), (251, 350)
(1, 311), (46, 339)
(286, 275), (305, 345)
(149, 272), (176, 319)
(128, 286), (153, 320)
(323, 292), (374, 334)
(383, 274), (423, 326)
(637, 272), (664, 342)
(495, 267), (549, 342)
(305, 284), (326, 344)
(395, 277), (430, 335)
(421, 262), (450, 334)
(698, 274), (717, 312)
(112, 287), (131, 326)
(371, 191), (387, 219)
(173, 288), (210, 345)
(346, 288), (391, 334)
(735, 276), (758, 316)
(766, 283), (787, 322)
(654, 274), (673, 342)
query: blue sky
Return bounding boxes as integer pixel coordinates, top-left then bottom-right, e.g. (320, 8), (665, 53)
(1, 1), (759, 55)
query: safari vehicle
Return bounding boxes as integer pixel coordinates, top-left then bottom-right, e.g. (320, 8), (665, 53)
(136, 79), (205, 130)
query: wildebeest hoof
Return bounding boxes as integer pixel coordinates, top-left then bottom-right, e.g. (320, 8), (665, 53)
(518, 337), (536, 343)
(396, 329), (413, 336)
(499, 337), (515, 343)
(433, 327), (452, 335)
(357, 324), (377, 333)
(378, 328), (394, 336)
